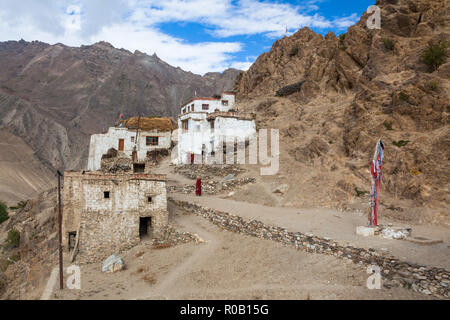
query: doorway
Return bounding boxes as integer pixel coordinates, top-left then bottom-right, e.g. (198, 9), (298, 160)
(118, 138), (124, 151)
(139, 217), (152, 238)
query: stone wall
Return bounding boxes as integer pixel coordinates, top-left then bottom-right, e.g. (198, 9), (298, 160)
(63, 172), (168, 263)
(171, 199), (450, 299)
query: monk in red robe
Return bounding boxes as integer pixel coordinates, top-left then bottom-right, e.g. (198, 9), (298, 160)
(195, 177), (202, 196)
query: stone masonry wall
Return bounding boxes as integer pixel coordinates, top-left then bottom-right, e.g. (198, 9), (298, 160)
(171, 199), (450, 300)
(63, 172), (168, 263)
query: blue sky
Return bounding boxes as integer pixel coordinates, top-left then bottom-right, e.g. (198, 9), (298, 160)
(0, 0), (375, 74)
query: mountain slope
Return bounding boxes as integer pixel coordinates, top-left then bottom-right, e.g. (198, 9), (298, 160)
(233, 0), (449, 225)
(0, 40), (240, 203)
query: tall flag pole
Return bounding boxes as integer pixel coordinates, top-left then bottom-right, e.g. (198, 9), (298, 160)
(369, 139), (384, 226)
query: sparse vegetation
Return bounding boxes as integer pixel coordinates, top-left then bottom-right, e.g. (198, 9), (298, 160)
(393, 140), (409, 147)
(289, 46), (299, 57)
(422, 41), (448, 72)
(5, 228), (20, 249)
(354, 187), (367, 197)
(427, 80), (438, 92)
(9, 200), (27, 211)
(382, 38), (396, 51)
(399, 92), (409, 102)
(142, 274), (157, 285)
(0, 201), (8, 225)
(152, 241), (172, 249)
(383, 121), (393, 130)
(339, 34), (347, 50)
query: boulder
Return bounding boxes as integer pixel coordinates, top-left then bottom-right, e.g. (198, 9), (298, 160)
(102, 254), (125, 273)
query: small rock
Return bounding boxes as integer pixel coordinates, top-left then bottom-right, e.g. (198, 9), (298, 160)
(272, 184), (289, 194)
(102, 254), (125, 273)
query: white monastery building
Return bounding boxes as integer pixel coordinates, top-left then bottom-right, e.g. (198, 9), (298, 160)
(177, 92), (256, 164)
(88, 117), (173, 171)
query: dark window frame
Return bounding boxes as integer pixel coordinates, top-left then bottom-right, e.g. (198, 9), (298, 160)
(146, 136), (159, 146)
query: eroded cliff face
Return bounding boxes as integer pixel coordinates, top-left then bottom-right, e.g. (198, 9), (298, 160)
(233, 0), (449, 224)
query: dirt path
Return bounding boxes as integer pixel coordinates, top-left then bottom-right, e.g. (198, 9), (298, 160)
(170, 193), (450, 269)
(140, 213), (220, 299)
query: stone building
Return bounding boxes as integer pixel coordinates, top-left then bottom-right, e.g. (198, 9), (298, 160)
(62, 171), (168, 263)
(88, 117), (173, 171)
(177, 92), (256, 164)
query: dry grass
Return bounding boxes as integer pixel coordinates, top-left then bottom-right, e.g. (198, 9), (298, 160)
(142, 274), (157, 285)
(152, 242), (172, 250)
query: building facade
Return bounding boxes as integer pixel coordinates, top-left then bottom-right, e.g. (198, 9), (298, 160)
(63, 171), (168, 263)
(88, 117), (172, 171)
(177, 92), (256, 164)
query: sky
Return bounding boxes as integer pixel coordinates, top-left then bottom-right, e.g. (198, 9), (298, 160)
(0, 0), (375, 75)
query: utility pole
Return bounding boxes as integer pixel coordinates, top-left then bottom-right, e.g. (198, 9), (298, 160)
(57, 170), (64, 290)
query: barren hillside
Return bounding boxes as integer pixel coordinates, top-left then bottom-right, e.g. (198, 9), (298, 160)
(233, 0), (449, 225)
(0, 40), (240, 203)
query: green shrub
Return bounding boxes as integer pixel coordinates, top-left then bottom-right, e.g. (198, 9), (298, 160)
(5, 229), (20, 248)
(382, 38), (395, 50)
(422, 41), (448, 72)
(354, 187), (367, 197)
(399, 92), (409, 102)
(393, 140), (409, 147)
(0, 201), (8, 225)
(383, 121), (393, 130)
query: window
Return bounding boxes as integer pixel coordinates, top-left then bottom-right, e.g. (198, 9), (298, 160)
(131, 136), (135, 143)
(147, 196), (152, 203)
(104, 191), (110, 199)
(202, 104), (209, 110)
(68, 232), (77, 250)
(222, 100), (228, 106)
(210, 121), (214, 130)
(146, 136), (158, 146)
(182, 119), (189, 131)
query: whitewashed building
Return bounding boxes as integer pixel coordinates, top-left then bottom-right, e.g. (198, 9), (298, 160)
(177, 92), (256, 164)
(88, 117), (173, 171)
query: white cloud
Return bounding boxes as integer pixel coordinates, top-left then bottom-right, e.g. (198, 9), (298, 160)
(0, 0), (360, 74)
(92, 23), (243, 74)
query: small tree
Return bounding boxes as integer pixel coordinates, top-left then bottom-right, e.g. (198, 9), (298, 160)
(0, 201), (8, 225)
(422, 41), (448, 72)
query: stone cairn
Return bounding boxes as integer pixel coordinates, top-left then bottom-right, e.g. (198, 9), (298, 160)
(171, 199), (450, 299)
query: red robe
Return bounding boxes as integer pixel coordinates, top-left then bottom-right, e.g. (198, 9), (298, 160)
(195, 178), (202, 196)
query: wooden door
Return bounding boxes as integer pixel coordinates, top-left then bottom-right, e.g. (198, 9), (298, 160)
(118, 139), (124, 151)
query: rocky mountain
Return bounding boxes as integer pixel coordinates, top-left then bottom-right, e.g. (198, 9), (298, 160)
(233, 0), (449, 225)
(0, 40), (240, 204)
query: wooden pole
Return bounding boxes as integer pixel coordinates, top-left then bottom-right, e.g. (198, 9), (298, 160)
(57, 170), (64, 290)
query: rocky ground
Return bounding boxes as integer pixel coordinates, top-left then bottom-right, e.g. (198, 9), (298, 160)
(45, 203), (436, 300)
